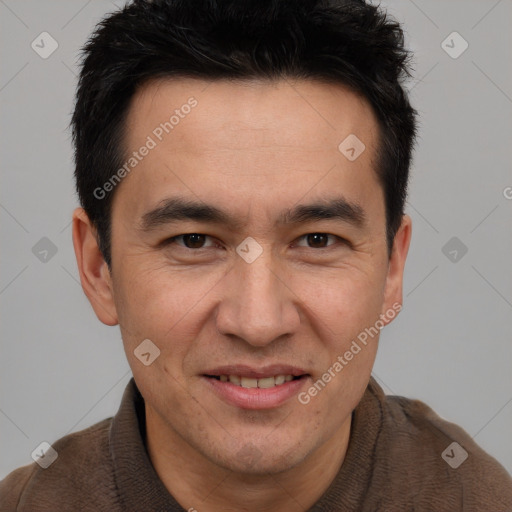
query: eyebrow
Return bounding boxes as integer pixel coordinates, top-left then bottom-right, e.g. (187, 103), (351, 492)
(139, 196), (366, 232)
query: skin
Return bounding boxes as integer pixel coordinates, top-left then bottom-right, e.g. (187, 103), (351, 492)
(72, 77), (412, 512)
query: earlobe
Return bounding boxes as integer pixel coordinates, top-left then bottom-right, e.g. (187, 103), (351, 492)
(381, 214), (412, 322)
(72, 207), (119, 326)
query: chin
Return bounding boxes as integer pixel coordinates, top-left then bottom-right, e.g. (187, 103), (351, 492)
(210, 439), (307, 476)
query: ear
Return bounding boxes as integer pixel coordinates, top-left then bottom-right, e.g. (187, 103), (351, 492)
(380, 214), (412, 323)
(72, 207), (118, 326)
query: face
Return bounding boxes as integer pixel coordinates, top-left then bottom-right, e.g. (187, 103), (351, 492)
(75, 77), (411, 475)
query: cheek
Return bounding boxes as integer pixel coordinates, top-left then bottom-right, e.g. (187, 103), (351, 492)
(113, 261), (224, 357)
(294, 267), (386, 339)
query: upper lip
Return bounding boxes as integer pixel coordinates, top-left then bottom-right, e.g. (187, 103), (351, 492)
(203, 364), (309, 379)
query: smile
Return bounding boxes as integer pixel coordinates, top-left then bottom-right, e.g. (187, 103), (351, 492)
(202, 368), (310, 410)
(208, 374), (299, 388)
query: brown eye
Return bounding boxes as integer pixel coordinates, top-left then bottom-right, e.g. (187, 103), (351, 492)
(306, 233), (329, 248)
(181, 234), (207, 248)
(164, 234), (216, 249)
(295, 233), (341, 249)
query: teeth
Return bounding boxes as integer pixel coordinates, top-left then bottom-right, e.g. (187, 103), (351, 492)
(257, 377), (275, 389)
(241, 377), (258, 388)
(274, 375), (286, 385)
(218, 374), (296, 388)
(229, 375), (241, 385)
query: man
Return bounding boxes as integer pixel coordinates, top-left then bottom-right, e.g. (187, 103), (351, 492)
(1, 0), (511, 510)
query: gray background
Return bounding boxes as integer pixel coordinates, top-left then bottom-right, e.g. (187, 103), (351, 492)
(1, 0), (511, 480)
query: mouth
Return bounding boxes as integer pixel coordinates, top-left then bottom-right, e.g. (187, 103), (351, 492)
(205, 374), (305, 388)
(201, 365), (310, 410)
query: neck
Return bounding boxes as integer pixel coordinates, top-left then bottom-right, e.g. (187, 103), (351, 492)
(145, 409), (352, 512)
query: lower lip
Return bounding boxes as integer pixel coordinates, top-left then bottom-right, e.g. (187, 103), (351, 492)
(202, 376), (309, 410)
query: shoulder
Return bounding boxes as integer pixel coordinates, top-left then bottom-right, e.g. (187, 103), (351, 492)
(0, 417), (119, 512)
(0, 463), (37, 512)
(377, 388), (512, 508)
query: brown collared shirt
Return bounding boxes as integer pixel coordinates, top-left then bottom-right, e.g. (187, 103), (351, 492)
(1, 377), (511, 511)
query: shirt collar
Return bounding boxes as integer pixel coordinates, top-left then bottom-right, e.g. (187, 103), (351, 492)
(109, 378), (185, 511)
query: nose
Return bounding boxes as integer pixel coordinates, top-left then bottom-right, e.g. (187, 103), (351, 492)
(215, 250), (300, 347)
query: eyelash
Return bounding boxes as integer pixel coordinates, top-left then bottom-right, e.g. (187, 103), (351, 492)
(162, 233), (347, 250)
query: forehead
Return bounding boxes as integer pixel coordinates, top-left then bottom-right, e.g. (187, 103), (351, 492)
(127, 77), (378, 150)
(115, 77), (383, 230)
